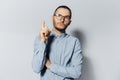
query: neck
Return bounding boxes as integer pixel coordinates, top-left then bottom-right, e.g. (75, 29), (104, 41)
(52, 28), (65, 35)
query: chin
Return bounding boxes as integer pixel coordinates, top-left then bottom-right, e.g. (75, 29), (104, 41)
(56, 25), (66, 29)
(58, 26), (65, 29)
(55, 26), (66, 32)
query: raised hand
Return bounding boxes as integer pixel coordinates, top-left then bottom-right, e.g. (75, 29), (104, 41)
(40, 21), (51, 42)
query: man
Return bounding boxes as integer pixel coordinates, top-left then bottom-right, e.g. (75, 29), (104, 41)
(32, 5), (83, 80)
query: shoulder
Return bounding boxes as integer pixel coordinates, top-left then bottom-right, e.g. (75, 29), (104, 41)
(66, 34), (80, 42)
(66, 34), (81, 48)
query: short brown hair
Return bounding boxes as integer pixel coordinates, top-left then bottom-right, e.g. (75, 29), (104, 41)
(53, 5), (72, 19)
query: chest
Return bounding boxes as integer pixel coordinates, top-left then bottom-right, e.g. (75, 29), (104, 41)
(48, 38), (75, 65)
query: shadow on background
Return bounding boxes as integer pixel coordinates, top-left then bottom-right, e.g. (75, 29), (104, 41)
(71, 29), (95, 80)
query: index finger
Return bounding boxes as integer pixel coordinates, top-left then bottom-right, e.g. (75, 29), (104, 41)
(41, 21), (45, 29)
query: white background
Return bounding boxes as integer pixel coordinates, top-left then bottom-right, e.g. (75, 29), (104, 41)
(0, 0), (120, 80)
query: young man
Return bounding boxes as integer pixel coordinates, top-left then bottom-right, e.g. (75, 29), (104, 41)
(32, 5), (83, 80)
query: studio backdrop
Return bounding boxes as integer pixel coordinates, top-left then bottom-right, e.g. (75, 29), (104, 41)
(0, 0), (120, 80)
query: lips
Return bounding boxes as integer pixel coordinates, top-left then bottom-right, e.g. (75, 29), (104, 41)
(57, 23), (65, 26)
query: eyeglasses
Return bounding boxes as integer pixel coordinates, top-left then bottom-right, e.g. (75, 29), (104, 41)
(54, 13), (70, 21)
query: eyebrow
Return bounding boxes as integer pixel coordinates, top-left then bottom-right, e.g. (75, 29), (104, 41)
(55, 13), (70, 17)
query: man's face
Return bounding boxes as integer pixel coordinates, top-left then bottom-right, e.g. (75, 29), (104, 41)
(53, 8), (71, 31)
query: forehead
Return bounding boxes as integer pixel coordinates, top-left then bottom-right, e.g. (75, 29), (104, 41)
(55, 8), (70, 16)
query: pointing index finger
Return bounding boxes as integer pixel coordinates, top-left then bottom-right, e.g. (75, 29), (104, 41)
(41, 21), (45, 29)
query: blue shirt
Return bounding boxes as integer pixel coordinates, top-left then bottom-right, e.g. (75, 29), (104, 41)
(32, 32), (83, 80)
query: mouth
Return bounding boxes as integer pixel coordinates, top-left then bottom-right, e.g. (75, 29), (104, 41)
(57, 23), (65, 27)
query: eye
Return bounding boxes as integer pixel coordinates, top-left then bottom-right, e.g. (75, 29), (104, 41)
(65, 16), (70, 19)
(55, 14), (62, 17)
(54, 13), (70, 21)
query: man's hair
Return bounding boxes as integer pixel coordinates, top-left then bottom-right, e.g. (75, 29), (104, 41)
(53, 5), (72, 19)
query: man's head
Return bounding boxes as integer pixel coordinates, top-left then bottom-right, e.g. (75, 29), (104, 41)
(52, 5), (72, 32)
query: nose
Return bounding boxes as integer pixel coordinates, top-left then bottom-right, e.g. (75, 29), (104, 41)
(60, 17), (65, 22)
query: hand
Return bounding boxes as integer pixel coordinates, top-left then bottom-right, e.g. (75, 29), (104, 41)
(40, 21), (51, 42)
(45, 58), (51, 69)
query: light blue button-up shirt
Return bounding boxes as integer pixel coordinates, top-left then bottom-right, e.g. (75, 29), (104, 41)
(32, 32), (83, 80)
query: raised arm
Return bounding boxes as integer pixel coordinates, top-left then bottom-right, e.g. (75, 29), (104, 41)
(32, 21), (51, 73)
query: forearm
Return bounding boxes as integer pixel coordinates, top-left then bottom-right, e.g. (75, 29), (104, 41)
(32, 36), (46, 73)
(49, 63), (82, 78)
(32, 50), (46, 73)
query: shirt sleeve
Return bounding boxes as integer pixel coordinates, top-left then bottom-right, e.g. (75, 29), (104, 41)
(32, 35), (46, 73)
(49, 38), (83, 79)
